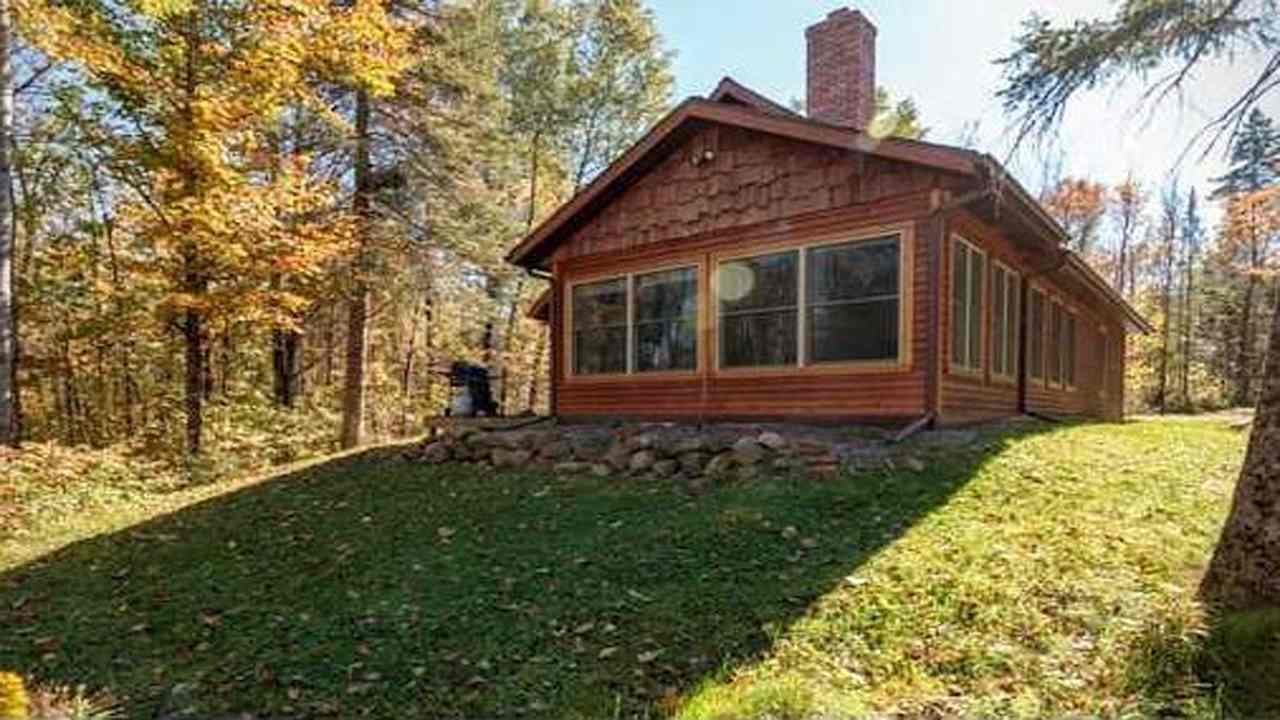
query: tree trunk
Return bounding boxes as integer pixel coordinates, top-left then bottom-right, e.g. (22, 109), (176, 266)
(183, 308), (204, 455)
(341, 87), (372, 449)
(1201, 300), (1280, 610)
(1236, 274), (1257, 406)
(272, 328), (302, 408)
(1181, 252), (1195, 409)
(527, 325), (546, 413)
(0, 0), (16, 447)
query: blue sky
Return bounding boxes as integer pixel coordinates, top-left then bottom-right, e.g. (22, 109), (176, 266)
(646, 0), (1279, 224)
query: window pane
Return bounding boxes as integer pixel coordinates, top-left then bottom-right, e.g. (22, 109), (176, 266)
(1048, 303), (1062, 384)
(807, 238), (899, 304)
(1006, 275), (1020, 377)
(805, 238), (900, 364)
(573, 278), (628, 375)
(719, 251), (799, 368)
(721, 310), (798, 367)
(1064, 314), (1076, 386)
(634, 267), (698, 372)
(719, 251), (798, 314)
(951, 243), (967, 366)
(809, 299), (899, 363)
(967, 251), (984, 369)
(1029, 290), (1044, 379)
(992, 267), (1007, 375)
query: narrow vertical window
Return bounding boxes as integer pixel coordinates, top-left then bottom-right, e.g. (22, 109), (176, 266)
(1029, 288), (1045, 380)
(1063, 312), (1077, 387)
(719, 251), (799, 368)
(634, 267), (698, 372)
(572, 278), (629, 375)
(1048, 301), (1063, 386)
(991, 264), (1020, 379)
(950, 237), (985, 371)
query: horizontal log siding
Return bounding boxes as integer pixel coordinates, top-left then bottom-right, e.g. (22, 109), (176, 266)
(552, 192), (938, 422)
(938, 210), (1124, 424)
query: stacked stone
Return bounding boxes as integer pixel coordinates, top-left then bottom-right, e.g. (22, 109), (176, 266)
(413, 423), (919, 483)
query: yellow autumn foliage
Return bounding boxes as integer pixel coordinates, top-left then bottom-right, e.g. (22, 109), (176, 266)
(0, 673), (28, 720)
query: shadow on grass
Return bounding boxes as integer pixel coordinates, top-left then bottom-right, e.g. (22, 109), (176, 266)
(1127, 605), (1280, 719)
(2, 423), (1051, 719)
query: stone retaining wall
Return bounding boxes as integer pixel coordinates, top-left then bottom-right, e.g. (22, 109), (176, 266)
(411, 422), (941, 484)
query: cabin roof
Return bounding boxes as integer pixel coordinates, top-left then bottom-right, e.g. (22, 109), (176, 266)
(509, 78), (1151, 334)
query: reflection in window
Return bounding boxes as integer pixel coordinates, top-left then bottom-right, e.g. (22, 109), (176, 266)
(951, 238), (984, 371)
(719, 251), (799, 368)
(634, 267), (698, 372)
(572, 278), (628, 375)
(806, 237), (900, 362)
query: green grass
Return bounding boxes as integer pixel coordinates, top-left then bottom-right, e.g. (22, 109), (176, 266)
(0, 418), (1267, 718)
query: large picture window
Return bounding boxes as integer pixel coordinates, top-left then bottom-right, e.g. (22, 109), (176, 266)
(716, 233), (905, 370)
(991, 263), (1019, 379)
(719, 251), (799, 368)
(634, 267), (698, 373)
(806, 237), (900, 363)
(1028, 288), (1045, 380)
(572, 278), (628, 375)
(570, 267), (699, 376)
(950, 237), (985, 371)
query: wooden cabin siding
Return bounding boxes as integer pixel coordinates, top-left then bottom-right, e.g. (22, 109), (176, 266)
(535, 122), (1135, 426)
(938, 211), (1021, 424)
(551, 180), (942, 422)
(936, 210), (1128, 425)
(552, 123), (969, 264)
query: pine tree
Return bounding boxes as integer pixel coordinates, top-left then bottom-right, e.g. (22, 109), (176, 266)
(1212, 108), (1280, 198)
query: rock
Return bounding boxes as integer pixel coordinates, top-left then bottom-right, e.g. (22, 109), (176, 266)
(626, 432), (659, 451)
(772, 457), (794, 472)
(903, 455), (927, 472)
(731, 437), (767, 465)
(590, 463), (612, 478)
(651, 459), (679, 478)
(492, 431), (529, 450)
(916, 429), (979, 448)
(678, 452), (710, 476)
(792, 438), (832, 456)
(757, 431), (788, 451)
(706, 453), (737, 478)
(539, 440), (572, 462)
(465, 431), (494, 449)
(629, 450), (657, 473)
(451, 444), (473, 462)
(492, 448), (533, 468)
(420, 441), (451, 464)
(604, 442), (633, 471)
(554, 461), (592, 475)
(671, 436), (707, 454)
(571, 434), (613, 462)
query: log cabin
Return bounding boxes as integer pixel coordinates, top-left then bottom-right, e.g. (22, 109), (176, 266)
(509, 7), (1151, 426)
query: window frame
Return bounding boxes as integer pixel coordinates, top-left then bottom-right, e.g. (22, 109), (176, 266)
(949, 235), (987, 375)
(1028, 285), (1046, 382)
(990, 260), (1020, 382)
(563, 261), (704, 381)
(711, 225), (913, 375)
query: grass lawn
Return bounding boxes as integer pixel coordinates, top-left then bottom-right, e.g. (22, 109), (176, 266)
(0, 417), (1272, 718)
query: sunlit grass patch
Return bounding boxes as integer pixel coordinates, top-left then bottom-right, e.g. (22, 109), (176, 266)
(0, 418), (1254, 718)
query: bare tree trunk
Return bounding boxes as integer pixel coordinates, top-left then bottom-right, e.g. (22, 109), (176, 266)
(1237, 274), (1257, 406)
(180, 19), (203, 456)
(341, 88), (372, 449)
(0, 0), (16, 447)
(1181, 251), (1195, 409)
(527, 325), (546, 413)
(398, 298), (421, 435)
(1201, 300), (1280, 610)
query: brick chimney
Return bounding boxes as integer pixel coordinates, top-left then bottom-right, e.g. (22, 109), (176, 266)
(805, 8), (877, 129)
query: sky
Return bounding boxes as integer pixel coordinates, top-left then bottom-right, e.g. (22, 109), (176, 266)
(645, 0), (1280, 225)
